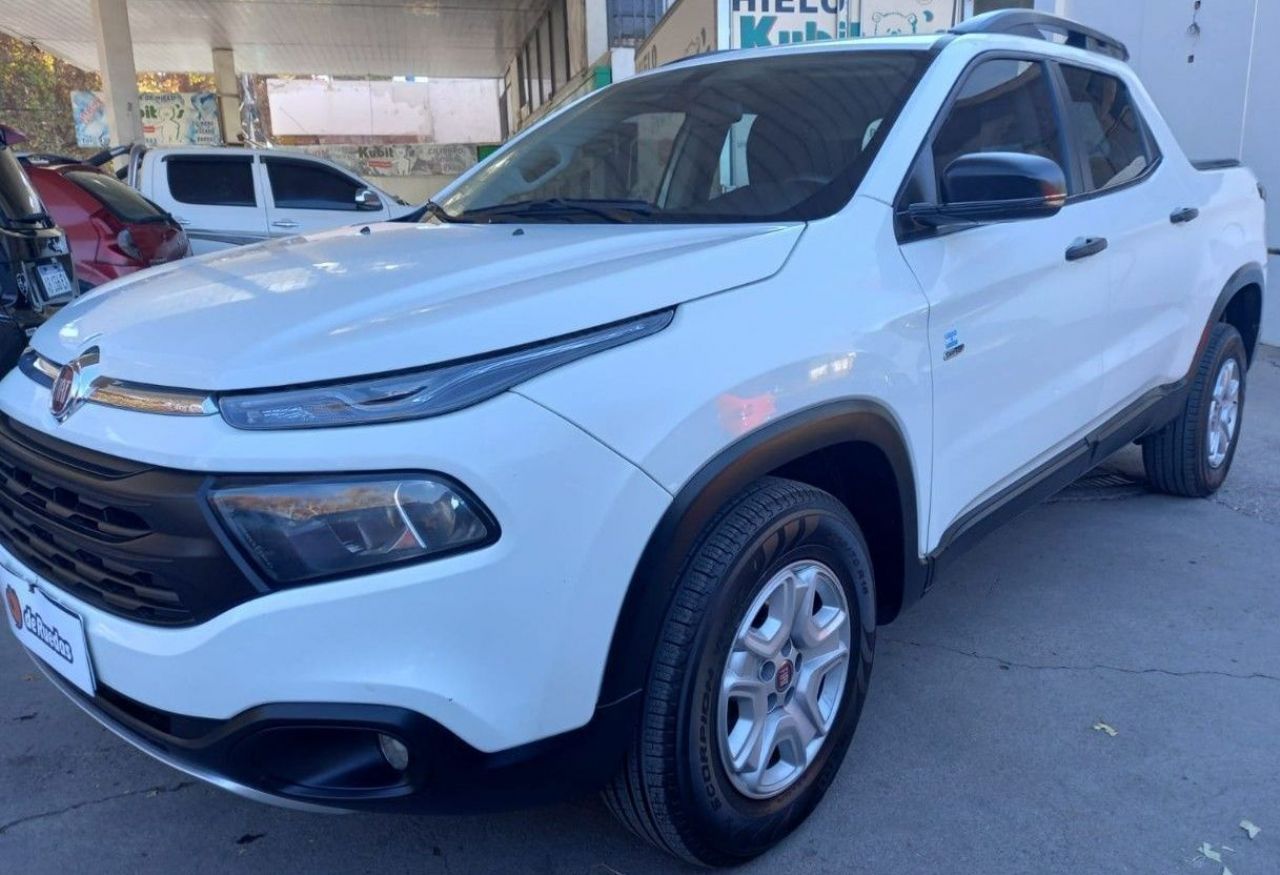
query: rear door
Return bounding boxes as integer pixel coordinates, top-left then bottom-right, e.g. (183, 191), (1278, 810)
(896, 57), (1112, 547)
(1052, 61), (1204, 411)
(159, 154), (268, 253)
(261, 156), (389, 237)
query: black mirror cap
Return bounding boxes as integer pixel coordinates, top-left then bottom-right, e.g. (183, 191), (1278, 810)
(943, 152), (1066, 204)
(911, 152), (1067, 227)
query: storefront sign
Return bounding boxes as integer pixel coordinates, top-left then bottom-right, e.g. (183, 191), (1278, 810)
(71, 91), (221, 147)
(731, 0), (955, 48)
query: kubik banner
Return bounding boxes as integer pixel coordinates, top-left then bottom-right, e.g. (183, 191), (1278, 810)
(732, 0), (956, 48)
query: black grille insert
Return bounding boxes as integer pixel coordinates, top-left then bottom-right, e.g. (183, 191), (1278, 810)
(0, 415), (260, 626)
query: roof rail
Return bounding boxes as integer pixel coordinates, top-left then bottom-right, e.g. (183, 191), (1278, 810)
(951, 10), (1130, 62)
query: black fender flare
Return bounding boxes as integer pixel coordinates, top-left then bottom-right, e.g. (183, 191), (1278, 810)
(1203, 262), (1265, 365)
(596, 399), (923, 707)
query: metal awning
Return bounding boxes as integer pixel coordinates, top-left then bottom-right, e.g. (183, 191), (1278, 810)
(0, 0), (547, 77)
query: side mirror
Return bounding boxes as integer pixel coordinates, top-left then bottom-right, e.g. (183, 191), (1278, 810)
(909, 152), (1066, 227)
(355, 188), (382, 211)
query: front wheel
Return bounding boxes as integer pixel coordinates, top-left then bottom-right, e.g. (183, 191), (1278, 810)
(604, 477), (875, 866)
(1142, 323), (1248, 497)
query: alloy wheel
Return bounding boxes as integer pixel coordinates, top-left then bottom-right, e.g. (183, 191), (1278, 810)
(717, 560), (852, 800)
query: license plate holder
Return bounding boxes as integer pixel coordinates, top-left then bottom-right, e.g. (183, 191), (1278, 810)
(4, 570), (96, 696)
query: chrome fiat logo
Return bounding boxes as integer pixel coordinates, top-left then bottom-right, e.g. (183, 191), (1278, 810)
(775, 659), (795, 692)
(50, 347), (100, 423)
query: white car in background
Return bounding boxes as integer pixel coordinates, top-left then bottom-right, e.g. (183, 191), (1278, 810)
(123, 145), (414, 253)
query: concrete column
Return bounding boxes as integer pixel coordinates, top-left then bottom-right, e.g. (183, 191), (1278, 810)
(212, 47), (244, 145)
(584, 0), (609, 65)
(91, 0), (144, 145)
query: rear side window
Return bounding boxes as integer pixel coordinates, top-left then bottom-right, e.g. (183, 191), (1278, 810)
(1060, 64), (1158, 191)
(166, 157), (256, 207)
(65, 171), (167, 223)
(266, 160), (363, 211)
(931, 60), (1065, 187)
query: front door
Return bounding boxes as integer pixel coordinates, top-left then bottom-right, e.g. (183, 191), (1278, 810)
(897, 57), (1111, 548)
(262, 156), (389, 237)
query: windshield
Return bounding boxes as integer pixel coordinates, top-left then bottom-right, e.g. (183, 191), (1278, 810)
(0, 147), (49, 226)
(66, 170), (170, 223)
(439, 50), (928, 224)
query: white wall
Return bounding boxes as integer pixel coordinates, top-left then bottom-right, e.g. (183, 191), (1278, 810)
(268, 78), (501, 143)
(1240, 0), (1280, 345)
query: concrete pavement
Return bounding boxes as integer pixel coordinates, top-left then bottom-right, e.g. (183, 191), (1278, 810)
(2, 347), (1278, 874)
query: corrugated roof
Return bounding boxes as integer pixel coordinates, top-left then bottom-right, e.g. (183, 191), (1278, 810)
(0, 0), (548, 77)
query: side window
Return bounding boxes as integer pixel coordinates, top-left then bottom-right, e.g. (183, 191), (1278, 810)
(266, 160), (364, 211)
(166, 157), (256, 207)
(1060, 65), (1157, 191)
(931, 60), (1065, 190)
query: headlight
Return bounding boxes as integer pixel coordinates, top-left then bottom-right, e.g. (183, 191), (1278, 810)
(218, 309), (674, 430)
(209, 476), (495, 584)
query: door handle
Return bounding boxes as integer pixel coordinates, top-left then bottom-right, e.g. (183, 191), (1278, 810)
(1170, 207), (1200, 224)
(1065, 236), (1108, 261)
(271, 219), (300, 229)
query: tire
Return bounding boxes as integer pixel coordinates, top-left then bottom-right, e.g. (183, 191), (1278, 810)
(604, 477), (875, 866)
(1142, 322), (1247, 497)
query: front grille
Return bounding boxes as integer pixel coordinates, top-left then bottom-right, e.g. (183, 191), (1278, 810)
(0, 415), (260, 626)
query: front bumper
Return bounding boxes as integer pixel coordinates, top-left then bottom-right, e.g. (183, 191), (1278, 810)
(0, 373), (670, 755)
(28, 651), (642, 812)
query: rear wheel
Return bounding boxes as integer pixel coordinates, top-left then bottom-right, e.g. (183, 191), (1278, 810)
(604, 477), (875, 866)
(1142, 323), (1247, 497)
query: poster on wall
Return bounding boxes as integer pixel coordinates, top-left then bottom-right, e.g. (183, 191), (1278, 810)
(730, 0), (956, 49)
(860, 0), (955, 37)
(71, 91), (221, 147)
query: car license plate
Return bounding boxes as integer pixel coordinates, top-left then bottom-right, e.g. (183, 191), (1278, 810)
(36, 262), (74, 300)
(4, 570), (96, 696)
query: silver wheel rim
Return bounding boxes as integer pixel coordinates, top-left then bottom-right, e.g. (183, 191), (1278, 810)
(1206, 357), (1241, 469)
(717, 560), (852, 800)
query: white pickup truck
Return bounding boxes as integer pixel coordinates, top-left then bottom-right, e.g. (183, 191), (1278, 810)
(120, 145), (414, 252)
(0, 11), (1266, 867)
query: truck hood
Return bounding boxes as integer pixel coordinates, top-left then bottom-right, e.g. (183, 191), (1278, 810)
(34, 220), (803, 391)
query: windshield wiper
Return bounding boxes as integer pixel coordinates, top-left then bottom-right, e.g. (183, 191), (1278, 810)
(459, 198), (656, 224)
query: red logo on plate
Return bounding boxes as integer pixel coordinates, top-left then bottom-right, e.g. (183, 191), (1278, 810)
(5, 585), (21, 630)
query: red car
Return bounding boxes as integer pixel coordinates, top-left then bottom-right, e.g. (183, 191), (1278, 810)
(21, 157), (190, 290)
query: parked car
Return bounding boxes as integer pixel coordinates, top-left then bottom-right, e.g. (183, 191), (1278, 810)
(21, 156), (190, 290)
(0, 12), (1267, 867)
(0, 125), (77, 370)
(116, 145), (414, 253)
